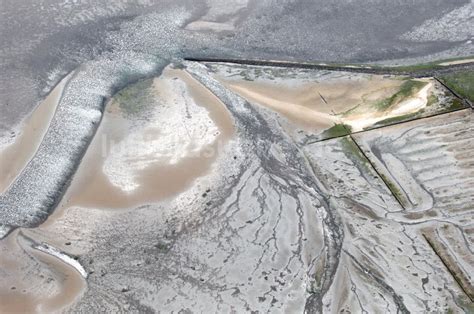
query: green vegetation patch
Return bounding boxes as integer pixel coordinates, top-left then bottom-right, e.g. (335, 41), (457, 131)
(379, 172), (406, 207)
(334, 56), (474, 73)
(373, 112), (418, 127)
(439, 70), (474, 103)
(340, 103), (362, 118)
(377, 63), (443, 73)
(114, 79), (153, 117)
(454, 295), (474, 313)
(443, 98), (467, 112)
(373, 79), (428, 111)
(387, 55), (474, 72)
(427, 94), (438, 107)
(372, 94), (465, 127)
(339, 137), (372, 172)
(322, 123), (352, 138)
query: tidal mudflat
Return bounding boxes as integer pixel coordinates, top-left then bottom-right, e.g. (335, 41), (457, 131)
(207, 63), (467, 143)
(0, 64), (238, 312)
(1, 0), (474, 311)
(57, 65), (234, 210)
(1, 59), (473, 312)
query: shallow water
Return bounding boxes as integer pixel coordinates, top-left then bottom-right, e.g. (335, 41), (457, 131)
(0, 65), (236, 312)
(0, 230), (86, 313)
(51, 66), (234, 211)
(0, 73), (71, 193)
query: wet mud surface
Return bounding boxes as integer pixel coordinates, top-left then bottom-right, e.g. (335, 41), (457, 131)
(2, 61), (472, 312)
(1, 1), (474, 312)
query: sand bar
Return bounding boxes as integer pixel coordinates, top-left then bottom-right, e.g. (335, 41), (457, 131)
(50, 66), (234, 212)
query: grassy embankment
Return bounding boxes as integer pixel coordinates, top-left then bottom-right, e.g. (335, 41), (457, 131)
(438, 70), (474, 104)
(323, 55), (474, 72)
